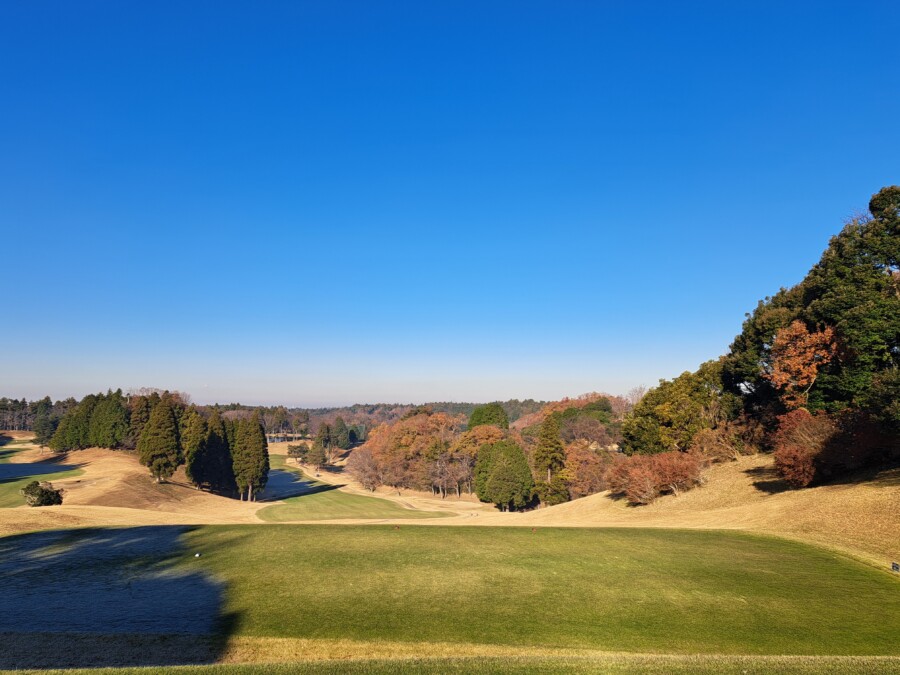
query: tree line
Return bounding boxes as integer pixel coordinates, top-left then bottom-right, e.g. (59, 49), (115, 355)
(618, 185), (900, 492)
(345, 397), (624, 510)
(44, 389), (269, 500)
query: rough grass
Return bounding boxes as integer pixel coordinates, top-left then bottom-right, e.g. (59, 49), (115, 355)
(178, 525), (900, 655)
(258, 457), (448, 522)
(0, 443), (84, 508)
(7, 654), (900, 674)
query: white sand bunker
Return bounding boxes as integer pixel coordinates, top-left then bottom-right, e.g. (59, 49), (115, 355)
(0, 527), (225, 635)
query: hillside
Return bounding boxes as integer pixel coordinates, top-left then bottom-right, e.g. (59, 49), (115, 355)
(2, 434), (897, 569)
(472, 453), (900, 567)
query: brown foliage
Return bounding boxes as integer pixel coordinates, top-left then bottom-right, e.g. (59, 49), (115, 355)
(563, 441), (615, 499)
(772, 409), (835, 487)
(345, 448), (382, 491)
(359, 412), (469, 493)
(607, 452), (706, 505)
(511, 392), (626, 430)
(763, 321), (837, 409)
(449, 425), (507, 459)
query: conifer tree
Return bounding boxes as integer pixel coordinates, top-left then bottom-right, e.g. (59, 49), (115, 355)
(332, 416), (351, 449)
(206, 409), (237, 494)
(232, 412), (269, 500)
(32, 397), (55, 449)
(479, 440), (534, 511)
(307, 440), (327, 471)
(137, 398), (182, 483)
(127, 395), (153, 449)
(88, 390), (129, 448)
(182, 406), (209, 488)
(533, 414), (566, 482)
(474, 443), (499, 499)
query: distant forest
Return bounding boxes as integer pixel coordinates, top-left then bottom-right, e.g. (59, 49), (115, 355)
(0, 396), (546, 445)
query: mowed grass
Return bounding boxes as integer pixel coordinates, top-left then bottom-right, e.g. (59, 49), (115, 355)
(177, 525), (900, 655)
(257, 457), (448, 522)
(9, 655), (900, 674)
(0, 441), (83, 508)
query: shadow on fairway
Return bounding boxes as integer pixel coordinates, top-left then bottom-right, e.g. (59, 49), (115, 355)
(744, 464), (792, 494)
(0, 526), (239, 669)
(260, 468), (343, 501)
(0, 454), (85, 485)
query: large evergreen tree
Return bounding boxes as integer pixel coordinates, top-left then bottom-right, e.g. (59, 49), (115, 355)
(137, 398), (182, 482)
(332, 416), (351, 449)
(478, 440), (533, 511)
(127, 395), (154, 449)
(206, 408), (237, 494)
(532, 414), (566, 481)
(182, 406), (209, 489)
(232, 412), (269, 501)
(32, 396), (56, 448)
(88, 390), (129, 449)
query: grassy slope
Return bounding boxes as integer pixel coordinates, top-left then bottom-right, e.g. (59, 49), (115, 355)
(258, 457), (448, 522)
(179, 525), (900, 655)
(0, 440), (84, 508)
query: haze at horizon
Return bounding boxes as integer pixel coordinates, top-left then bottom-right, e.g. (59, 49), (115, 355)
(2, 1), (899, 406)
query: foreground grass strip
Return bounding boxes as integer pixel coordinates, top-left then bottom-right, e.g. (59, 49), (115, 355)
(258, 459), (448, 521)
(181, 525), (900, 655)
(7, 654), (900, 674)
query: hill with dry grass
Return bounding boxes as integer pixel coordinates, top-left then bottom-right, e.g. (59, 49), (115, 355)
(2, 433), (897, 570)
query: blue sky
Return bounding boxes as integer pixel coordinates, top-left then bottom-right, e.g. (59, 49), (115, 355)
(2, 1), (899, 406)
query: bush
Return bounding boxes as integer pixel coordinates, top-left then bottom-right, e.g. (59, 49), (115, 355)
(772, 410), (834, 488)
(21, 481), (63, 506)
(607, 452), (705, 505)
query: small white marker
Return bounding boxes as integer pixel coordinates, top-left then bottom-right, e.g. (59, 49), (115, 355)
(194, 553), (202, 558)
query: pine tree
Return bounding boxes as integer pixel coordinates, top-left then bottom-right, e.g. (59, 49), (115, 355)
(137, 399), (182, 482)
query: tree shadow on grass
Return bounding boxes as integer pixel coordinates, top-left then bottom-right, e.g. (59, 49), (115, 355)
(0, 455), (85, 485)
(744, 465), (793, 494)
(0, 526), (240, 668)
(260, 468), (344, 501)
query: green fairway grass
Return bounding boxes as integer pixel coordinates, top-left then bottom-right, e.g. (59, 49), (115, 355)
(177, 525), (900, 655)
(7, 654), (900, 674)
(0, 442), (84, 508)
(257, 457), (448, 521)
(4, 524), (900, 671)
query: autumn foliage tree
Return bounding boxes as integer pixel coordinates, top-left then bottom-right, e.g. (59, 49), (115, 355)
(607, 452), (705, 505)
(763, 321), (837, 410)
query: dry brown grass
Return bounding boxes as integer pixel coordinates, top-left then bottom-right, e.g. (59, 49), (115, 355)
(3, 434), (897, 567)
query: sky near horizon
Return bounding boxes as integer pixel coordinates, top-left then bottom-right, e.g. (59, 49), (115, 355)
(2, 1), (899, 407)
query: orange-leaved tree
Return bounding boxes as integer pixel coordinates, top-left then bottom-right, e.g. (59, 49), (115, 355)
(763, 321), (837, 409)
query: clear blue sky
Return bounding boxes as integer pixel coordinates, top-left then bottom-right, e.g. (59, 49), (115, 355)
(2, 1), (898, 406)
